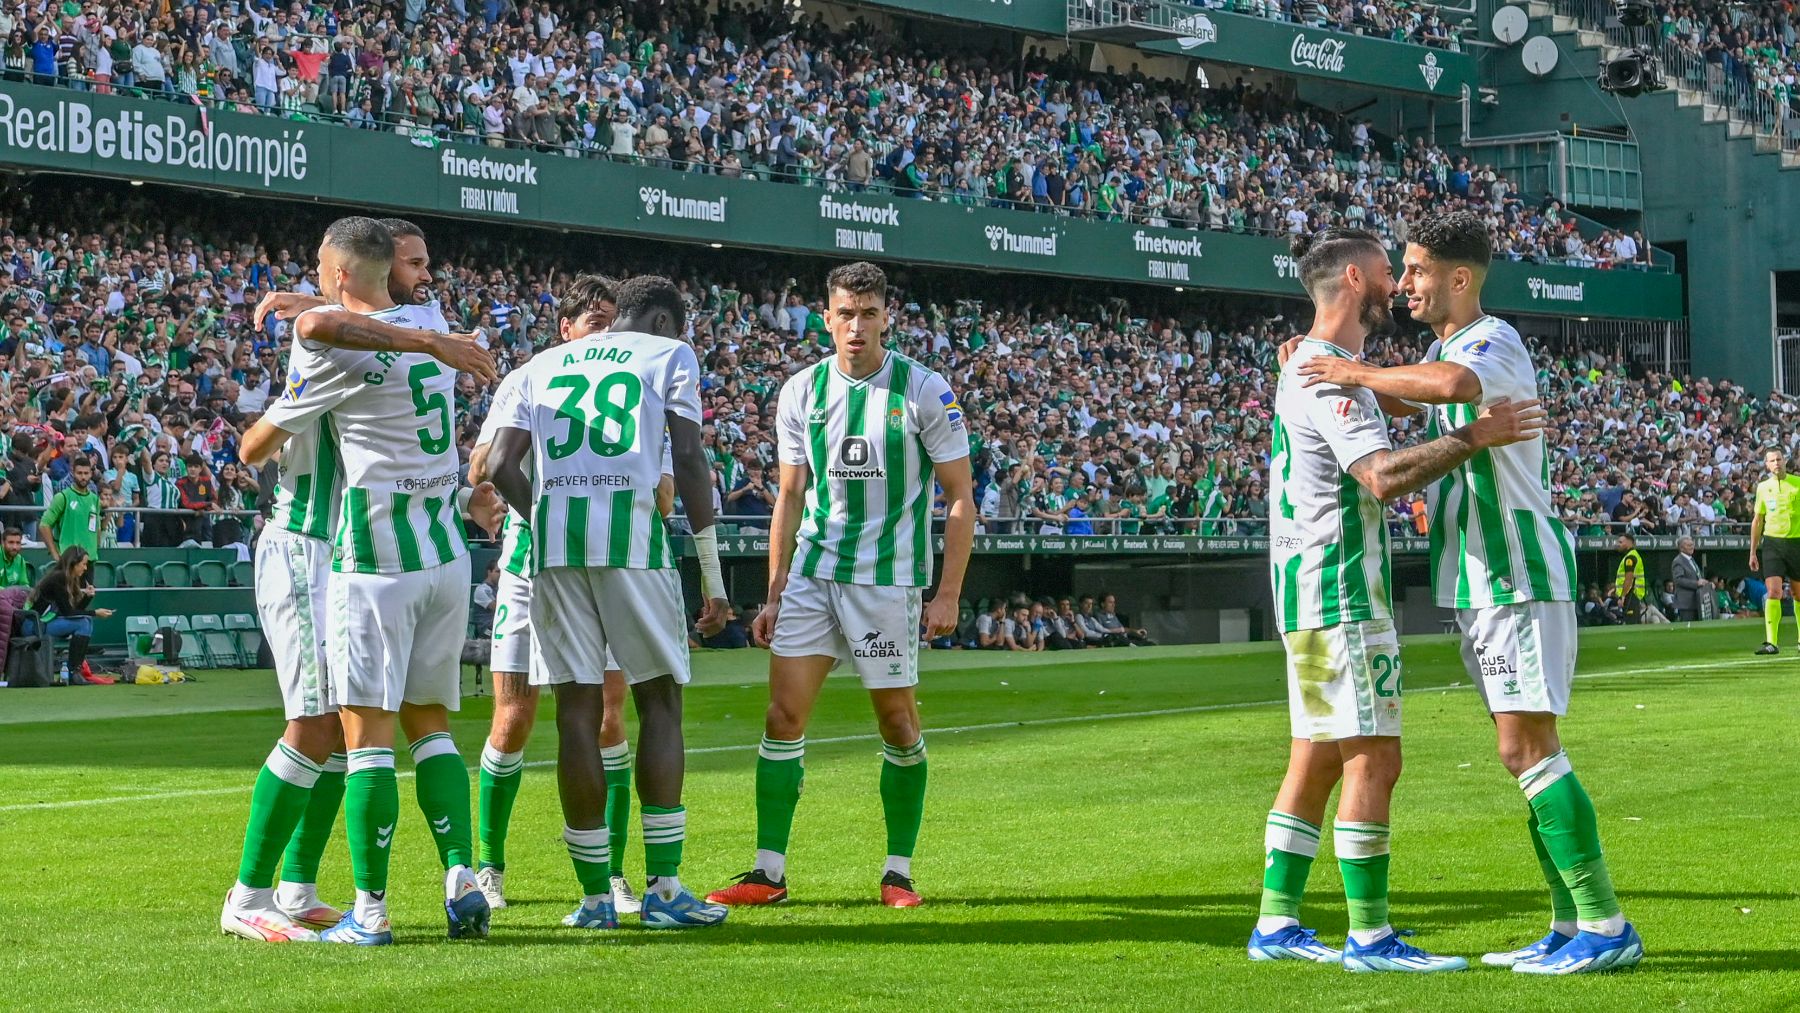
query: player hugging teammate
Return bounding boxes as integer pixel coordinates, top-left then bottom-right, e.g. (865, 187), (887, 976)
(1254, 211), (1642, 975)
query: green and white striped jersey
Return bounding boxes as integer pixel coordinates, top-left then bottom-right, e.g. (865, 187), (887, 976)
(265, 334), (340, 542)
(1422, 316), (1576, 607)
(262, 303), (468, 574)
(492, 330), (699, 572)
(1269, 339), (1393, 633)
(477, 365), (674, 577)
(775, 351), (968, 588)
(478, 367), (535, 577)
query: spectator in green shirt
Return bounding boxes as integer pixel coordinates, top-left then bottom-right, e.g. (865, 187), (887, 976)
(0, 527), (30, 588)
(40, 456), (101, 561)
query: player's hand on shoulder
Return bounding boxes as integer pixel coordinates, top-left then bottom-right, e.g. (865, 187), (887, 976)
(697, 596), (729, 638)
(1275, 334), (1305, 367)
(253, 291), (323, 328)
(1468, 397), (1547, 448)
(1297, 354), (1364, 389)
(434, 331), (499, 386)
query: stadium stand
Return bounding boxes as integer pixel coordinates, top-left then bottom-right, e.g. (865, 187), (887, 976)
(0, 176), (1771, 569)
(0, 0), (1643, 264)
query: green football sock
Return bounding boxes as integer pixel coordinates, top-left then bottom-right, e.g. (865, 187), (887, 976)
(641, 805), (686, 878)
(1527, 810), (1578, 927)
(280, 752), (345, 886)
(410, 732), (474, 870)
(235, 742), (322, 889)
(1766, 597), (1782, 645)
(345, 747), (399, 895)
(755, 736), (805, 857)
(879, 737), (928, 863)
(1259, 811), (1322, 922)
(477, 742), (525, 871)
(563, 824), (612, 897)
(602, 741), (632, 879)
(1520, 751), (1623, 928)
(1334, 821), (1392, 933)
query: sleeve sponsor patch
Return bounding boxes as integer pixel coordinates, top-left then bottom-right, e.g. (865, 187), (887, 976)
(939, 388), (965, 429)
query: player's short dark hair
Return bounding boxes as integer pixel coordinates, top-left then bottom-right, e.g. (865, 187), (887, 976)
(2, 526), (20, 539)
(1410, 210), (1492, 268)
(558, 274), (618, 327)
(612, 274), (685, 324)
(321, 216), (394, 267)
(1289, 228), (1385, 296)
(826, 261), (887, 301)
(376, 217), (425, 240)
(1619, 532), (1637, 545)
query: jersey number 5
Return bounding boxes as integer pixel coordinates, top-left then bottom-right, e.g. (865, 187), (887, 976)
(547, 372), (644, 460)
(409, 362), (452, 455)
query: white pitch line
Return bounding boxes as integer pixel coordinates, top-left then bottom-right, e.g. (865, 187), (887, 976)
(0, 654), (1771, 815)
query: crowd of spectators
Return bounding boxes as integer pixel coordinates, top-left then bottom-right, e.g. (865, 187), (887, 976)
(954, 591), (1154, 651)
(0, 0), (1648, 266)
(1640, 0), (1800, 123)
(0, 180), (1773, 570)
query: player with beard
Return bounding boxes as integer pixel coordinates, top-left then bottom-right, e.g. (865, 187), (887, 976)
(1248, 228), (1544, 972)
(222, 220), (489, 944)
(1294, 211), (1641, 974)
(252, 219), (492, 384)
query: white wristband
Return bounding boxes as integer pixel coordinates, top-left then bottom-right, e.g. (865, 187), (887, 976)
(692, 525), (726, 600)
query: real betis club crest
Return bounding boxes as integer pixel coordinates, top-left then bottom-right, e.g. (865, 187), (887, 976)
(1419, 52), (1444, 90)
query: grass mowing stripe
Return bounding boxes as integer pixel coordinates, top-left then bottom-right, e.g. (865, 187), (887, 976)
(0, 653), (1770, 815)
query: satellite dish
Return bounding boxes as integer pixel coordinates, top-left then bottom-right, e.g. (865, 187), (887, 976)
(1492, 5), (1529, 44)
(1523, 36), (1560, 76)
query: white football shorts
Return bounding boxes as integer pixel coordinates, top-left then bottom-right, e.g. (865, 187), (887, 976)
(1283, 618), (1403, 742)
(770, 572), (921, 689)
(328, 554), (471, 712)
(1455, 600), (1576, 716)
(529, 565), (686, 687)
(255, 528), (333, 720)
(490, 566), (537, 676)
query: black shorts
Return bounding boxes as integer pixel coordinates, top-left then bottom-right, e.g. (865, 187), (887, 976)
(1760, 536), (1800, 580)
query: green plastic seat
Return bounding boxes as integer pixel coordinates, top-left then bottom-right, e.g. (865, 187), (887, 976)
(156, 561), (192, 587)
(230, 560), (255, 587)
(116, 560), (155, 588)
(125, 615), (159, 657)
(225, 613), (263, 668)
(190, 614), (238, 668)
(193, 559), (230, 588)
(89, 560), (115, 589)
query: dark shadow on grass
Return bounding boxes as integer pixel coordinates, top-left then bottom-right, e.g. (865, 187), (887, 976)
(461, 890), (1792, 960)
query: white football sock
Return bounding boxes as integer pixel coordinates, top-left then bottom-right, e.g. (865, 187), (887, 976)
(228, 883), (275, 911)
(755, 848), (787, 881)
(274, 881), (320, 911)
(1348, 925), (1394, 946)
(353, 889), (388, 926)
(883, 855), (912, 879)
(446, 864), (477, 901)
(1551, 919), (1578, 938)
(1255, 915), (1300, 935)
(1580, 914), (1627, 937)
(648, 875), (683, 901)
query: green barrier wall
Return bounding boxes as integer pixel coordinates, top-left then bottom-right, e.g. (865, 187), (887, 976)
(0, 82), (1681, 319)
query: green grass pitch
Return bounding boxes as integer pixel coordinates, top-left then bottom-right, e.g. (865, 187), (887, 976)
(2, 621), (1797, 1011)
